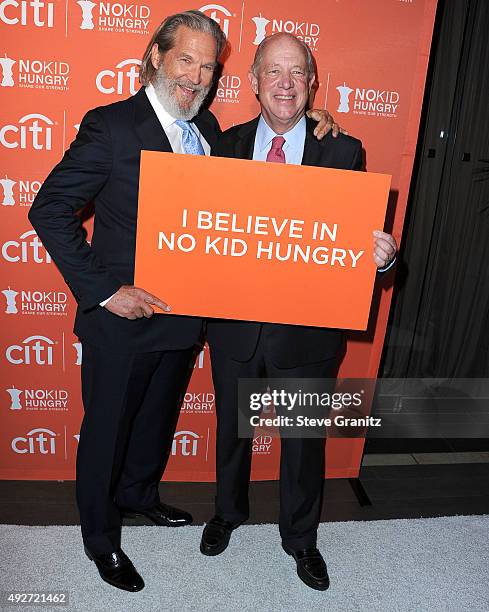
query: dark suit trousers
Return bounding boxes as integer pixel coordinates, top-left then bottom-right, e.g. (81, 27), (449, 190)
(209, 330), (338, 551)
(77, 342), (195, 554)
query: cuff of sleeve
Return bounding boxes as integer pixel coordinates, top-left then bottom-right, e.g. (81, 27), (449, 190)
(377, 256), (396, 273)
(79, 279), (122, 312)
(100, 292), (116, 307)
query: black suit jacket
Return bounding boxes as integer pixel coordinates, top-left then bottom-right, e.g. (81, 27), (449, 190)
(29, 88), (221, 352)
(206, 115), (363, 368)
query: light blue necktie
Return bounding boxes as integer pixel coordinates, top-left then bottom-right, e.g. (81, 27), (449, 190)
(175, 120), (205, 155)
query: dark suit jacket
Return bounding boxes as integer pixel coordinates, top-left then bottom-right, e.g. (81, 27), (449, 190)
(29, 88), (221, 352)
(206, 115), (363, 368)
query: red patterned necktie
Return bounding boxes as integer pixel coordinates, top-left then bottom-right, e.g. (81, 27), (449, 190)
(266, 136), (286, 163)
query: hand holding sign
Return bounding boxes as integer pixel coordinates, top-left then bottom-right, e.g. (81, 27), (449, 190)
(373, 230), (397, 268)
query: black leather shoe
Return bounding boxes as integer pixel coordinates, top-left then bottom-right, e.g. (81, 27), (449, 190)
(121, 502), (192, 527)
(282, 545), (330, 591)
(85, 547), (145, 592)
(200, 515), (237, 556)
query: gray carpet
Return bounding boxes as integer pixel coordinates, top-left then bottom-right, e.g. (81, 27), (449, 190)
(1, 516), (488, 612)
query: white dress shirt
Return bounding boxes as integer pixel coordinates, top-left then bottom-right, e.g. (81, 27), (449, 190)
(144, 83), (211, 155)
(252, 115), (306, 164)
(100, 85), (211, 306)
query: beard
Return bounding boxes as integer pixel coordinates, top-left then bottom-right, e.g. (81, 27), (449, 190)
(152, 65), (211, 121)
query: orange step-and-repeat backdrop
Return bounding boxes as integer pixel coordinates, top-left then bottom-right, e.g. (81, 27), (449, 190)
(0, 0), (437, 480)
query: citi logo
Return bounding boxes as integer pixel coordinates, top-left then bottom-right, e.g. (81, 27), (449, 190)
(251, 13), (320, 49)
(216, 74), (240, 103)
(6, 386), (69, 410)
(199, 4), (232, 38)
(96, 59), (140, 95)
(0, 113), (54, 150)
(171, 430), (200, 457)
(2, 229), (51, 264)
(78, 1), (151, 34)
(1, 287), (68, 315)
(11, 427), (57, 454)
(336, 82), (400, 117)
(0, 0), (54, 27)
(5, 334), (55, 365)
(0, 55), (70, 90)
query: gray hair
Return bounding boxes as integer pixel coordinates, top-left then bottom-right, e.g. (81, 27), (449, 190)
(251, 32), (315, 77)
(140, 10), (227, 85)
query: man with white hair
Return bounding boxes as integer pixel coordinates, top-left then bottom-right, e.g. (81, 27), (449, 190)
(202, 32), (397, 592)
(29, 12), (337, 592)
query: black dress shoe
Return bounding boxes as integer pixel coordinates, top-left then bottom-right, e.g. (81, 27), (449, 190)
(121, 502), (192, 527)
(282, 545), (330, 591)
(200, 515), (237, 556)
(85, 547), (144, 592)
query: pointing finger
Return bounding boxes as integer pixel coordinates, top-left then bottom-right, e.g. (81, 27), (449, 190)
(143, 292), (171, 312)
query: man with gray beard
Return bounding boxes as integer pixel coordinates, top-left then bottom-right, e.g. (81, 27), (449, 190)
(29, 10), (338, 592)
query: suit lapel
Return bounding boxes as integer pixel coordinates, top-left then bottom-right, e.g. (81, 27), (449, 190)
(133, 88), (173, 152)
(228, 116), (323, 163)
(234, 116), (260, 159)
(301, 117), (324, 167)
(194, 113), (218, 152)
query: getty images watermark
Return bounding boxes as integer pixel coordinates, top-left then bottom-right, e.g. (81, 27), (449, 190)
(237, 378), (489, 439)
(248, 386), (380, 431)
(238, 378), (378, 439)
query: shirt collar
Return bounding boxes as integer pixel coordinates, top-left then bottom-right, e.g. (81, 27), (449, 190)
(256, 114), (306, 152)
(145, 83), (178, 130)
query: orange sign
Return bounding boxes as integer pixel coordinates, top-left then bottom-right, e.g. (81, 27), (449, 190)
(135, 151), (391, 330)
